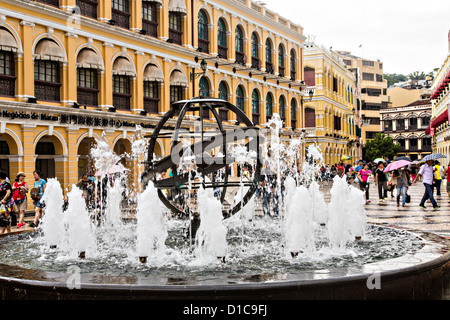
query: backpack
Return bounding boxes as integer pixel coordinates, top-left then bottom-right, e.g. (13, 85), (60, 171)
(30, 188), (41, 202)
(12, 182), (26, 203)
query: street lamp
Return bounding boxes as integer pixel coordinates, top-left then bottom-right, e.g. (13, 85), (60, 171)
(190, 59), (208, 81)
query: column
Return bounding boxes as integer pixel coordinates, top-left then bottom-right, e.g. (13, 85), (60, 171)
(20, 21), (35, 101)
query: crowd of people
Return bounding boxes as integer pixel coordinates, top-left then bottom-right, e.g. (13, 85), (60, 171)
(319, 159), (449, 209)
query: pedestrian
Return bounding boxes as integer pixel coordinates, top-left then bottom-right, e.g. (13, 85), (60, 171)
(29, 170), (46, 228)
(445, 162), (450, 200)
(357, 163), (372, 204)
(375, 162), (388, 202)
(413, 160), (439, 210)
(394, 167), (410, 207)
(12, 172), (28, 228)
(0, 169), (14, 234)
(434, 161), (443, 197)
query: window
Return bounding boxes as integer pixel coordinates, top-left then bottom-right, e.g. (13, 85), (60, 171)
(252, 90), (260, 124)
(144, 81), (159, 114)
(333, 77), (338, 92)
(376, 74), (383, 82)
(279, 96), (286, 121)
(142, 1), (158, 38)
(113, 75), (131, 110)
(77, 68), (98, 106)
(384, 119), (393, 131)
(290, 49), (296, 80)
(421, 116), (430, 127)
(362, 60), (374, 67)
(266, 93), (273, 121)
(343, 59), (352, 66)
(278, 44), (285, 77)
(265, 39), (273, 74)
(218, 81), (228, 101)
(199, 77), (209, 98)
(290, 99), (297, 129)
(217, 18), (227, 59)
(396, 118), (405, 131)
(0, 50), (15, 97)
(304, 67), (315, 87)
(111, 0), (130, 29)
(251, 33), (260, 70)
(305, 108), (315, 127)
(170, 85), (184, 105)
(362, 73), (374, 81)
(169, 12), (183, 45)
(236, 85), (245, 112)
(235, 26), (245, 65)
(76, 0), (97, 19)
(198, 10), (209, 53)
(34, 60), (61, 101)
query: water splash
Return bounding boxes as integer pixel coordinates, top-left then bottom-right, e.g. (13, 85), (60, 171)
(40, 178), (65, 248)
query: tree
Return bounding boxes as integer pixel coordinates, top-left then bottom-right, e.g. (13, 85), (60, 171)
(384, 73), (408, 87)
(363, 133), (401, 161)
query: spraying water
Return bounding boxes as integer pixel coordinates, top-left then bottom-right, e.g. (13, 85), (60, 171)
(136, 181), (168, 262)
(40, 178), (65, 248)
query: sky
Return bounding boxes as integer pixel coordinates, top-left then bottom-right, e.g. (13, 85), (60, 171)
(260, 0), (450, 75)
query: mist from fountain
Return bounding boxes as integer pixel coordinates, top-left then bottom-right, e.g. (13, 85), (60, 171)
(40, 178), (65, 248)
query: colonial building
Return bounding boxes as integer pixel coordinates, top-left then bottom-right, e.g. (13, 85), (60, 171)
(303, 41), (360, 165)
(0, 0), (308, 208)
(429, 32), (450, 160)
(334, 51), (389, 147)
(380, 96), (432, 161)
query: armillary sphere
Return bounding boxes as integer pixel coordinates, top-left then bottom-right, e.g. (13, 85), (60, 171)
(141, 98), (263, 233)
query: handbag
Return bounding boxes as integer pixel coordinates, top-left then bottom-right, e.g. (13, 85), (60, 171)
(30, 188), (41, 201)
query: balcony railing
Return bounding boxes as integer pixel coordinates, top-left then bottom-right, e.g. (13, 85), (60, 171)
(77, 87), (98, 107)
(198, 38), (210, 54)
(291, 119), (297, 129)
(77, 0), (97, 19)
(144, 97), (159, 114)
(265, 61), (274, 74)
(112, 9), (130, 29)
(218, 45), (228, 59)
(0, 75), (16, 97)
(219, 108), (228, 122)
(278, 66), (285, 78)
(142, 20), (158, 38)
(290, 70), (296, 81)
(235, 52), (246, 65)
(35, 80), (61, 102)
(37, 0), (59, 7)
(251, 57), (261, 70)
(169, 29), (182, 45)
(113, 93), (131, 110)
(252, 113), (260, 125)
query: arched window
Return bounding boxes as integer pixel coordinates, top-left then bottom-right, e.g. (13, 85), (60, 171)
(279, 96), (286, 124)
(251, 33), (260, 70)
(198, 10), (209, 53)
(218, 81), (228, 101)
(34, 39), (63, 102)
(266, 93), (273, 122)
(236, 85), (245, 112)
(290, 49), (296, 80)
(235, 26), (245, 65)
(218, 18), (227, 59)
(112, 57), (135, 110)
(143, 64), (163, 114)
(278, 44), (285, 77)
(76, 48), (102, 107)
(252, 89), (260, 124)
(265, 39), (273, 74)
(199, 76), (210, 98)
(290, 99), (297, 129)
(0, 27), (17, 97)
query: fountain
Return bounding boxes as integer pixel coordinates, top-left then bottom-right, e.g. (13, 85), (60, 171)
(0, 98), (448, 300)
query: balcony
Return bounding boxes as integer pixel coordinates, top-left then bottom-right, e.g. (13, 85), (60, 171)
(0, 75), (16, 97)
(278, 66), (285, 78)
(218, 45), (228, 59)
(142, 20), (158, 38)
(265, 61), (274, 74)
(37, 0), (59, 7)
(112, 9), (130, 29)
(252, 113), (260, 125)
(235, 52), (246, 66)
(144, 97), (159, 114)
(77, 87), (98, 107)
(169, 29), (182, 45)
(35, 80), (61, 102)
(77, 0), (98, 19)
(304, 128), (316, 137)
(219, 108), (228, 122)
(198, 38), (209, 54)
(113, 93), (131, 110)
(251, 57), (261, 70)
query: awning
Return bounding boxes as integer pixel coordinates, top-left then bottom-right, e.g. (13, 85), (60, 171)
(431, 109), (449, 129)
(168, 0), (187, 15)
(425, 124), (431, 135)
(170, 70), (188, 87)
(143, 64), (164, 82)
(143, 0), (163, 5)
(76, 48), (104, 70)
(0, 28), (18, 52)
(34, 39), (64, 62)
(112, 57), (136, 77)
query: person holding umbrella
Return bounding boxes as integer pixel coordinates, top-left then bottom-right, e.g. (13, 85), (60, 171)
(413, 159), (439, 210)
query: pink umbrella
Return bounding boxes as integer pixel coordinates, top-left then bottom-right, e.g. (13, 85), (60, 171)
(95, 164), (126, 176)
(384, 160), (411, 172)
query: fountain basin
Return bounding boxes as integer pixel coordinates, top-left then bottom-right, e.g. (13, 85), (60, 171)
(0, 225), (449, 300)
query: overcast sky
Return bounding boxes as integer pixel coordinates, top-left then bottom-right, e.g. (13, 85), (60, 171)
(260, 0), (450, 75)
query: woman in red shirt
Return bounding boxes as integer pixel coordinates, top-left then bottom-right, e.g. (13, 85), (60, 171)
(357, 163), (372, 204)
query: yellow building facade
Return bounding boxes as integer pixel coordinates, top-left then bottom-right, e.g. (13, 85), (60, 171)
(0, 0), (307, 207)
(303, 42), (359, 165)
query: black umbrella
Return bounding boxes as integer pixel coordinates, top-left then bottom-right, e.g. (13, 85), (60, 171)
(395, 156), (412, 162)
